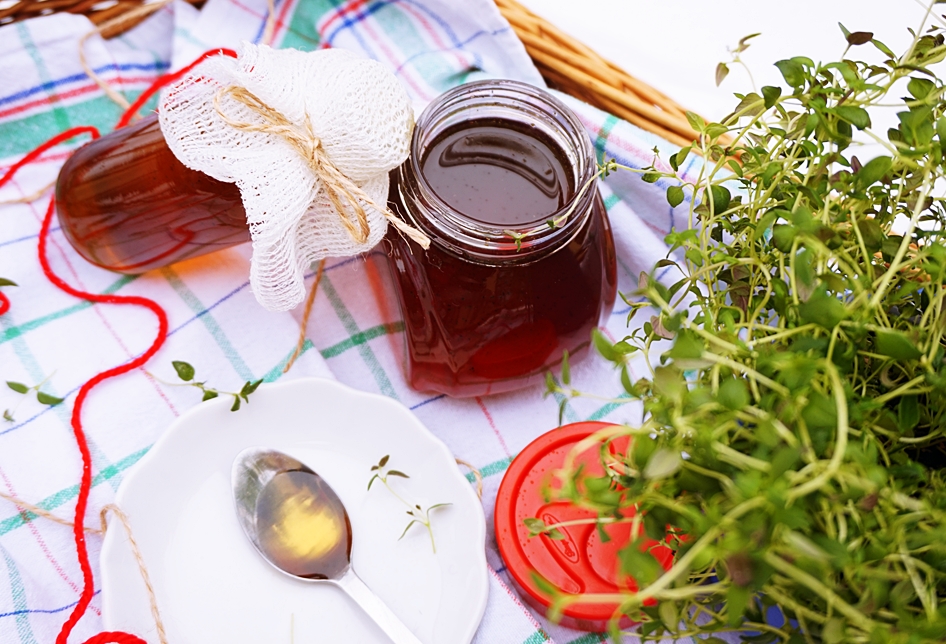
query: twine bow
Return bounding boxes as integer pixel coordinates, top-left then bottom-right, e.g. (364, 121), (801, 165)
(213, 86), (430, 249)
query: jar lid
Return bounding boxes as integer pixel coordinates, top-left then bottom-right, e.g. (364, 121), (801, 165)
(494, 421), (674, 632)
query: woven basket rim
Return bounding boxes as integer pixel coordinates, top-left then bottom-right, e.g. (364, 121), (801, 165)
(0, 0), (701, 145)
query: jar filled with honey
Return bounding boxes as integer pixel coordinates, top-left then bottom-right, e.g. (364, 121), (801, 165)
(386, 80), (617, 398)
(55, 114), (249, 273)
(55, 76), (616, 399)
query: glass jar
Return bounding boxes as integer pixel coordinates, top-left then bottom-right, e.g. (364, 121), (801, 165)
(55, 114), (249, 273)
(385, 80), (617, 398)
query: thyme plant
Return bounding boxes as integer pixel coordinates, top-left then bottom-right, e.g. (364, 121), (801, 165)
(4, 375), (63, 422)
(164, 360), (262, 411)
(542, 15), (946, 644)
(368, 454), (450, 553)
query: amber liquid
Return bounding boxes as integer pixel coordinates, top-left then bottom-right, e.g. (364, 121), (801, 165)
(255, 470), (352, 580)
(386, 119), (617, 398)
(55, 114), (249, 273)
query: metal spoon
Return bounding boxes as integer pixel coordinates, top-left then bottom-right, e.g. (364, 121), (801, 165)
(232, 448), (423, 644)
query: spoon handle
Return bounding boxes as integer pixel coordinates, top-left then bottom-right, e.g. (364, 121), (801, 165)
(337, 568), (424, 644)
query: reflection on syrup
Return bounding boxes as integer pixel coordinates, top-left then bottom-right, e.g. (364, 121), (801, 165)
(255, 470), (352, 580)
(421, 120), (570, 226)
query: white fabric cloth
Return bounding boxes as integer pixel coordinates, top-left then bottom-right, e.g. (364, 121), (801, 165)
(160, 44), (414, 311)
(0, 1), (710, 642)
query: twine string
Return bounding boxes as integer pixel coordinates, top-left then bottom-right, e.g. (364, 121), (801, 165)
(213, 86), (369, 243)
(455, 459), (484, 500)
(261, 0), (277, 52)
(0, 491), (167, 644)
(283, 258), (326, 374)
(79, 0), (177, 114)
(0, 178), (56, 205)
(212, 85), (431, 249)
(0, 490), (102, 534)
(99, 505), (169, 644)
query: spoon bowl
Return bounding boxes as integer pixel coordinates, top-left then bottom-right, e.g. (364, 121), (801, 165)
(232, 447), (422, 644)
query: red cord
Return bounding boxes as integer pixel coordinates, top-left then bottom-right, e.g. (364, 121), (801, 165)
(116, 47), (237, 129)
(0, 127), (100, 189)
(41, 192), (170, 644)
(81, 634), (149, 644)
(0, 128), (98, 315)
(0, 127), (100, 322)
(0, 47), (236, 643)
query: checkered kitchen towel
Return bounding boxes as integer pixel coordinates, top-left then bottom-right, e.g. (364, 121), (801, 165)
(0, 0), (708, 642)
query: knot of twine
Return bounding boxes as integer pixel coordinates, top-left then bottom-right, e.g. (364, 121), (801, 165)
(0, 490), (168, 644)
(213, 85), (430, 249)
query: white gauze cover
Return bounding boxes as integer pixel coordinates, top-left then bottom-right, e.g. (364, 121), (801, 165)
(158, 43), (414, 311)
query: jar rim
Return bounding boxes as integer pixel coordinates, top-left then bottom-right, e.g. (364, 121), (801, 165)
(400, 79), (598, 260)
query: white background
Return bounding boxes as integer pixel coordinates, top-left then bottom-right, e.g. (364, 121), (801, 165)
(516, 0), (934, 121)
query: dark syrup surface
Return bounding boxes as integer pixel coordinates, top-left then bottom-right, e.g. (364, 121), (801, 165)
(421, 120), (572, 226)
(386, 118), (617, 397)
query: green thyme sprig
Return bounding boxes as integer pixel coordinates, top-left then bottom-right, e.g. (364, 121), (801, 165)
(161, 361), (262, 411)
(504, 159), (625, 251)
(545, 348), (636, 425)
(716, 33), (761, 88)
(368, 454), (450, 553)
(541, 15), (946, 644)
(4, 375), (63, 422)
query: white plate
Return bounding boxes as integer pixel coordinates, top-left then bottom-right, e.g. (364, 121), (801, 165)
(101, 378), (488, 643)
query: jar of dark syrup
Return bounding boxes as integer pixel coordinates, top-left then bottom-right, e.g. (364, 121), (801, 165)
(386, 80), (617, 398)
(55, 114), (249, 273)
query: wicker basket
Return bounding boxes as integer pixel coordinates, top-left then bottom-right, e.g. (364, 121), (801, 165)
(494, 0), (697, 146)
(0, 0), (700, 146)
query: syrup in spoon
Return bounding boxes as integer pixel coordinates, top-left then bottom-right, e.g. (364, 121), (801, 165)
(255, 468), (351, 579)
(232, 448), (422, 644)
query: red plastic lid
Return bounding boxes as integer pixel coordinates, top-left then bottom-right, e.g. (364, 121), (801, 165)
(495, 422), (673, 631)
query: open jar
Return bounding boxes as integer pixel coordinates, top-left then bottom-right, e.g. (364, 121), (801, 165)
(386, 80), (617, 398)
